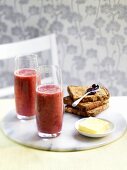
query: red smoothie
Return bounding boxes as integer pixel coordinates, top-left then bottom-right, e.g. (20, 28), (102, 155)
(14, 68), (37, 117)
(36, 84), (63, 135)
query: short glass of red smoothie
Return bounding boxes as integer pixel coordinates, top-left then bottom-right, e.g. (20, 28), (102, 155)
(14, 54), (38, 120)
(36, 65), (63, 138)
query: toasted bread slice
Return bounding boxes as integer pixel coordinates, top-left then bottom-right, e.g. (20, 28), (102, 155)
(65, 103), (109, 117)
(67, 85), (110, 102)
(64, 96), (109, 111)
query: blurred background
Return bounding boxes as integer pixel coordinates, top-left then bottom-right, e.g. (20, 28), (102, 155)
(0, 0), (127, 96)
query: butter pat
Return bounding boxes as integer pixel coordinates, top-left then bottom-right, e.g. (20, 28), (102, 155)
(78, 117), (110, 134)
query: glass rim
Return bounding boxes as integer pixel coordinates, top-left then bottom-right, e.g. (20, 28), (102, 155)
(37, 65), (62, 72)
(15, 54), (38, 60)
(15, 54), (38, 70)
(37, 65), (62, 88)
(38, 64), (61, 68)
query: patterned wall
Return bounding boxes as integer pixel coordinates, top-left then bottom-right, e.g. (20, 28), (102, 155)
(0, 0), (127, 96)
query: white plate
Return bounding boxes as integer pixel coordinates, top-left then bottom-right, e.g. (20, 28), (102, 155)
(75, 118), (115, 138)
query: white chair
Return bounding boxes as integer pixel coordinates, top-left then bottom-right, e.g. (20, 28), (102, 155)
(0, 34), (59, 98)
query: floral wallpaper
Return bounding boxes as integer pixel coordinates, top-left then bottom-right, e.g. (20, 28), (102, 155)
(0, 0), (127, 96)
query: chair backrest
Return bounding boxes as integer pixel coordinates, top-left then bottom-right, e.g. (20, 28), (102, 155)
(0, 34), (59, 98)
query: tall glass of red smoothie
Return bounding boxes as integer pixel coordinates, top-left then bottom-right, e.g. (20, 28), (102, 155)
(36, 65), (63, 138)
(14, 54), (38, 120)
